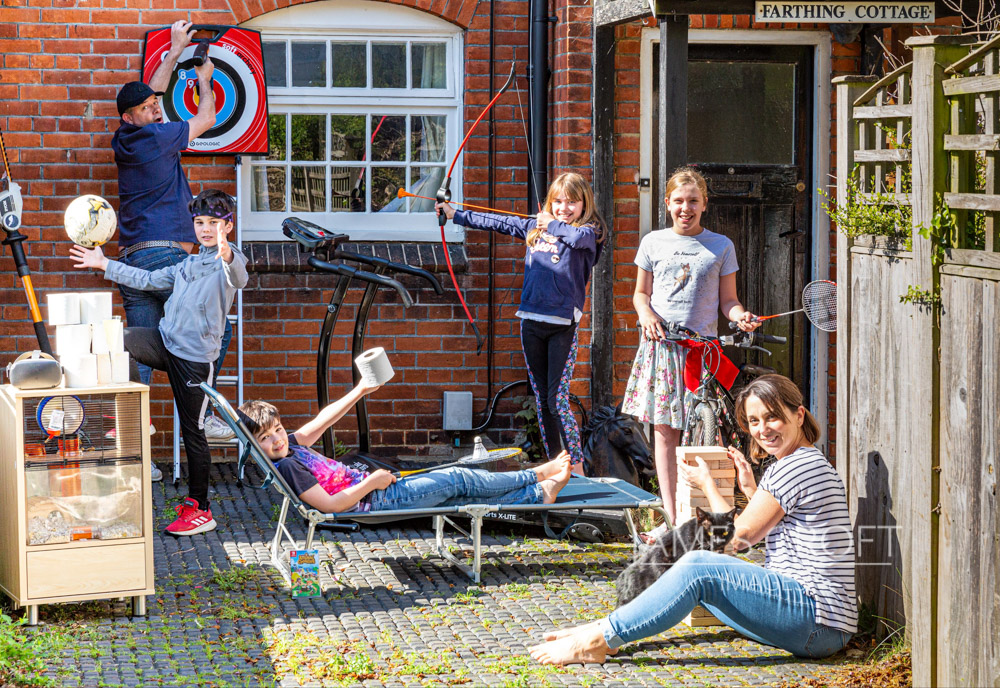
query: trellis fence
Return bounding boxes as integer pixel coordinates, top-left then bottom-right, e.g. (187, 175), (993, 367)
(835, 34), (999, 688)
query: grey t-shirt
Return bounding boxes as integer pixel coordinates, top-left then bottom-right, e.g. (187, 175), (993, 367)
(634, 227), (739, 335)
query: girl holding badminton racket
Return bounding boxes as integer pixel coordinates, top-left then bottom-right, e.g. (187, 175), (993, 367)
(237, 391), (572, 514)
(621, 167), (758, 533)
(436, 172), (606, 475)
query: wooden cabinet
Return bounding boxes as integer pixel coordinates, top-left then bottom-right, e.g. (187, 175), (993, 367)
(0, 382), (154, 624)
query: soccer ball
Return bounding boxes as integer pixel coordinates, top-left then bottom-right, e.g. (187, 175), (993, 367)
(64, 194), (117, 247)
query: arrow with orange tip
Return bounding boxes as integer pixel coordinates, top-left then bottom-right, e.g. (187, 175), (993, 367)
(396, 188), (533, 219)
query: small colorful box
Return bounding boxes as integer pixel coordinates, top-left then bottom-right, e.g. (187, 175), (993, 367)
(289, 549), (321, 598)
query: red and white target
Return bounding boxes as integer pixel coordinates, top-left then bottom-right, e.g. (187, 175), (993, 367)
(142, 25), (269, 155)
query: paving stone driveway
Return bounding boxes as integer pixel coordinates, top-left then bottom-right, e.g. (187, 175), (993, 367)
(28, 465), (853, 687)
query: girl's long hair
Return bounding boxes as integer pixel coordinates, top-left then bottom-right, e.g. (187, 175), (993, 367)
(734, 374), (821, 462)
(526, 172), (606, 247)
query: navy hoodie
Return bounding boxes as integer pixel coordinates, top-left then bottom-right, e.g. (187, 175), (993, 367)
(453, 210), (603, 322)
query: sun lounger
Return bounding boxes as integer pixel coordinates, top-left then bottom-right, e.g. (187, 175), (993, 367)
(200, 384), (665, 584)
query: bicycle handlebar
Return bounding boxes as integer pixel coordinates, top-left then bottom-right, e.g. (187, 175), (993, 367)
(333, 248), (445, 295)
(640, 320), (786, 348)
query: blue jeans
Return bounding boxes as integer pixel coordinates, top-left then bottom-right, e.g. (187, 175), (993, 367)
(118, 245), (232, 386)
(367, 466), (542, 511)
(604, 550), (853, 658)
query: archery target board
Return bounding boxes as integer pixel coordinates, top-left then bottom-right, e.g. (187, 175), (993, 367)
(142, 26), (269, 155)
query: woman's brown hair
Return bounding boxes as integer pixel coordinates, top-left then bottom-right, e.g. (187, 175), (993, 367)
(526, 172), (607, 247)
(734, 374), (821, 461)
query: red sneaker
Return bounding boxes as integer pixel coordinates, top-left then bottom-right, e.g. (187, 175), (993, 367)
(165, 498), (217, 536)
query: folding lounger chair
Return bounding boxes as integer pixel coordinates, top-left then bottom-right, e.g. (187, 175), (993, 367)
(201, 384), (665, 584)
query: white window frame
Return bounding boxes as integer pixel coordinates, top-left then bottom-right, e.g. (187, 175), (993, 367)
(241, 1), (464, 242)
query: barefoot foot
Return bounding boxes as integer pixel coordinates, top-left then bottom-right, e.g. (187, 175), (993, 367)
(529, 626), (612, 666)
(534, 452), (571, 481)
(540, 460), (573, 504)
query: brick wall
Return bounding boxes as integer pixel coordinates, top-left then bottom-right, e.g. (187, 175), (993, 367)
(0, 0), (548, 460)
(0, 0), (962, 463)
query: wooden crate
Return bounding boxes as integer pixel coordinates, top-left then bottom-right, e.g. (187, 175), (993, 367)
(675, 446), (735, 627)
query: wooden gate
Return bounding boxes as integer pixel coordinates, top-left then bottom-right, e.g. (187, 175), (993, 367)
(835, 34), (1000, 688)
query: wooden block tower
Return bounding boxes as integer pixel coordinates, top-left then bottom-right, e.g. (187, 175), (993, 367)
(674, 445), (736, 627)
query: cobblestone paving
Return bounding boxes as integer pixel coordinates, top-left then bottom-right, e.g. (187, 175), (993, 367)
(24, 465), (855, 687)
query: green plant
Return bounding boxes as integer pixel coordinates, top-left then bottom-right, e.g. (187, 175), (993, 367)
(210, 564), (262, 592)
(899, 284), (942, 309)
(916, 195), (957, 267)
(821, 170), (913, 240)
(0, 613), (67, 687)
(514, 396), (544, 463)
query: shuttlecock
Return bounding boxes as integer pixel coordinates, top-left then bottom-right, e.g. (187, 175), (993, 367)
(472, 436), (488, 461)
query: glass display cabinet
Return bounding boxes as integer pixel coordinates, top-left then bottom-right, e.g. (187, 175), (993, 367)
(0, 382), (154, 624)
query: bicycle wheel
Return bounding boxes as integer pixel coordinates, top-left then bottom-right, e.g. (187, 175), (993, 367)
(690, 402), (719, 446)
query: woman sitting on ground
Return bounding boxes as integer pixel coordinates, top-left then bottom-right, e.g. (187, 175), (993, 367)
(530, 374), (856, 664)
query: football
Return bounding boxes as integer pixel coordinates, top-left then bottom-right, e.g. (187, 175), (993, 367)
(64, 194), (117, 247)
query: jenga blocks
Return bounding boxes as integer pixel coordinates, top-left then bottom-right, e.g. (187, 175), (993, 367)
(675, 446), (735, 628)
(685, 604), (724, 627)
(674, 446), (734, 523)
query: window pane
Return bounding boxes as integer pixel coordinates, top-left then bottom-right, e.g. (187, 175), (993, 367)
(290, 166), (327, 212)
(263, 41), (286, 88)
(267, 115), (286, 161)
(291, 42), (326, 87)
(330, 115), (366, 162)
(290, 115), (325, 161)
(412, 43), (446, 89)
(371, 167), (405, 212)
(330, 42), (366, 88)
(331, 166), (365, 212)
(251, 166), (285, 212)
(371, 115), (405, 162)
(687, 61), (795, 164)
(411, 115), (446, 162)
(372, 43), (406, 88)
(410, 167), (445, 211)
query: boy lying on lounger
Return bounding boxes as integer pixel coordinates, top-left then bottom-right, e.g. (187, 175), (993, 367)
(238, 382), (573, 514)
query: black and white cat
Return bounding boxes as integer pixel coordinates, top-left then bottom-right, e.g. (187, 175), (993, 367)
(616, 507), (741, 607)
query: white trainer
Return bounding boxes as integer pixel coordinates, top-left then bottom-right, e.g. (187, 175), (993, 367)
(203, 415), (235, 441)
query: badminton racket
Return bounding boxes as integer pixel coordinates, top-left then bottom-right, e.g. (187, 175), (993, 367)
(749, 280), (838, 332)
(396, 446), (523, 477)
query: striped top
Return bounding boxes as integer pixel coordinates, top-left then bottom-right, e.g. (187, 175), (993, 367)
(758, 446), (858, 633)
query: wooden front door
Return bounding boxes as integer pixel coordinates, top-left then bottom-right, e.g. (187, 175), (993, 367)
(653, 43), (814, 393)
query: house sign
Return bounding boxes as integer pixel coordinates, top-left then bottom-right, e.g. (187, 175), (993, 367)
(755, 1), (934, 22)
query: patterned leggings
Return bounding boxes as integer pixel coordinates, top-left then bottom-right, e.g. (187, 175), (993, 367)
(520, 319), (583, 465)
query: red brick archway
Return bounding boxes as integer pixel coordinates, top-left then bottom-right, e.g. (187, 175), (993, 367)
(222, 0), (479, 30)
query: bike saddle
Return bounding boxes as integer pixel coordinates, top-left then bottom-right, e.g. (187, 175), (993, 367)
(281, 217), (348, 253)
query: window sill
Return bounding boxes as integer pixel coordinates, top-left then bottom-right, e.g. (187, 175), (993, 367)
(243, 241), (467, 275)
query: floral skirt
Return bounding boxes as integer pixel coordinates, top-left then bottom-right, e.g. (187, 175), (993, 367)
(621, 336), (693, 429)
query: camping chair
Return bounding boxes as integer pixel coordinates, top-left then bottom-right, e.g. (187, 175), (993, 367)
(200, 384), (664, 584)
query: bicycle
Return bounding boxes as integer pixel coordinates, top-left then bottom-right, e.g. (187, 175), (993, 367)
(658, 321), (786, 484)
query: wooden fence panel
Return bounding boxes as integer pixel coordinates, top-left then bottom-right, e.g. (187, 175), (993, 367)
(937, 270), (1000, 687)
(847, 250), (915, 629)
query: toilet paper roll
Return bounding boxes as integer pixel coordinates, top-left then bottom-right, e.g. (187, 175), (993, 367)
(91, 322), (109, 355)
(62, 353), (98, 388)
(354, 347), (394, 387)
(96, 353), (113, 385)
(111, 352), (130, 384)
(79, 292), (113, 324)
(47, 293), (81, 326)
(56, 324), (92, 358)
(102, 318), (124, 354)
